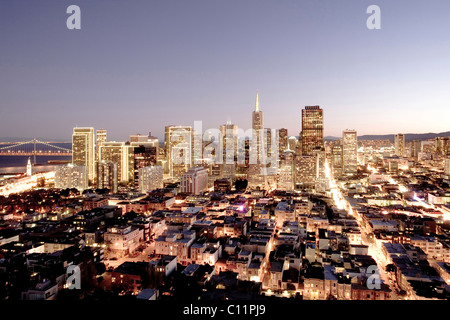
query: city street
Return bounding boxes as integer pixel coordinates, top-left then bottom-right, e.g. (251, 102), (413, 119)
(104, 241), (156, 270)
(325, 160), (400, 299)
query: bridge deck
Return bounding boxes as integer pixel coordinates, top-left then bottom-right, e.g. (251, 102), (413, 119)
(0, 152), (72, 156)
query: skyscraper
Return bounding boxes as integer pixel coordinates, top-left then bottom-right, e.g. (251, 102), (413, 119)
(72, 127), (95, 183)
(342, 130), (358, 175)
(435, 137), (450, 156)
(96, 129), (107, 159)
(165, 125), (193, 179)
(314, 147), (328, 192)
(294, 155), (316, 187)
(277, 128), (288, 156)
(220, 122), (239, 164)
(395, 134), (405, 157)
(301, 106), (324, 156)
(99, 142), (134, 183)
(95, 129), (107, 184)
(248, 91), (268, 190)
(220, 122), (238, 182)
(132, 145), (158, 187)
(410, 140), (422, 159)
(130, 134), (159, 188)
(97, 161), (118, 193)
(331, 145), (343, 178)
(277, 150), (295, 191)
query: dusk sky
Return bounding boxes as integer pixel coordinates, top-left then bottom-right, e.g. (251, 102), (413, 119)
(1, 0), (450, 142)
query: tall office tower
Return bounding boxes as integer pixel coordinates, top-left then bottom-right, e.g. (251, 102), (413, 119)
(138, 165), (163, 193)
(313, 147), (326, 179)
(165, 125), (193, 179)
(220, 122), (238, 182)
(435, 137), (450, 156)
(277, 150), (295, 191)
(410, 140), (422, 159)
(342, 130), (358, 175)
(248, 91), (268, 189)
(96, 129), (107, 159)
(97, 161), (118, 193)
(421, 140), (434, 153)
(331, 145), (343, 178)
(313, 147), (328, 192)
(264, 127), (278, 177)
(277, 128), (288, 156)
(132, 145), (158, 187)
(55, 164), (88, 191)
(72, 127), (95, 182)
(294, 156), (316, 188)
(180, 166), (208, 195)
(301, 106), (324, 156)
(394, 134), (405, 157)
(95, 129), (107, 186)
(220, 122), (239, 163)
(445, 157), (450, 176)
(99, 142), (134, 183)
(131, 134), (159, 188)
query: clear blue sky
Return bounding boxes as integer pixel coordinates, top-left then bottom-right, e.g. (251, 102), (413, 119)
(1, 0), (450, 141)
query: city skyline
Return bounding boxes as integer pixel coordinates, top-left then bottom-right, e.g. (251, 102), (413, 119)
(2, 0), (450, 306)
(1, 0), (450, 141)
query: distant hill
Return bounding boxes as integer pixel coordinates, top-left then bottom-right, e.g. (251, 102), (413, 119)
(325, 131), (450, 143)
(324, 136), (340, 141)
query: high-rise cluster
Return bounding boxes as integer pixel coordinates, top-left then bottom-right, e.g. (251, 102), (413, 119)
(63, 92), (365, 194)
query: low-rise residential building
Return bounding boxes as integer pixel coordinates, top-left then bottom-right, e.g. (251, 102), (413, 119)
(104, 225), (142, 258)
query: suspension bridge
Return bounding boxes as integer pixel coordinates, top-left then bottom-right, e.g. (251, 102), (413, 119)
(0, 139), (72, 163)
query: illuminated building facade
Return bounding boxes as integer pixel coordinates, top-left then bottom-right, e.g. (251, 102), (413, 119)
(180, 166), (208, 195)
(410, 140), (422, 159)
(314, 147), (328, 192)
(220, 122), (238, 169)
(248, 91), (268, 189)
(301, 106), (324, 156)
(138, 165), (163, 193)
(295, 155), (316, 187)
(395, 134), (405, 157)
(342, 130), (358, 175)
(99, 142), (134, 183)
(277, 150), (295, 191)
(132, 144), (158, 188)
(55, 164), (88, 191)
(96, 129), (107, 161)
(165, 125), (193, 180)
(435, 137), (450, 156)
(331, 145), (343, 178)
(72, 127), (95, 182)
(97, 161), (118, 193)
(277, 128), (288, 156)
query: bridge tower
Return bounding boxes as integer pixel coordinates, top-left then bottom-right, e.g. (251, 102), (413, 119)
(33, 139), (37, 165)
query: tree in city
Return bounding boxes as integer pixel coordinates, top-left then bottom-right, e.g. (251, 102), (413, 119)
(234, 179), (248, 191)
(386, 264), (396, 273)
